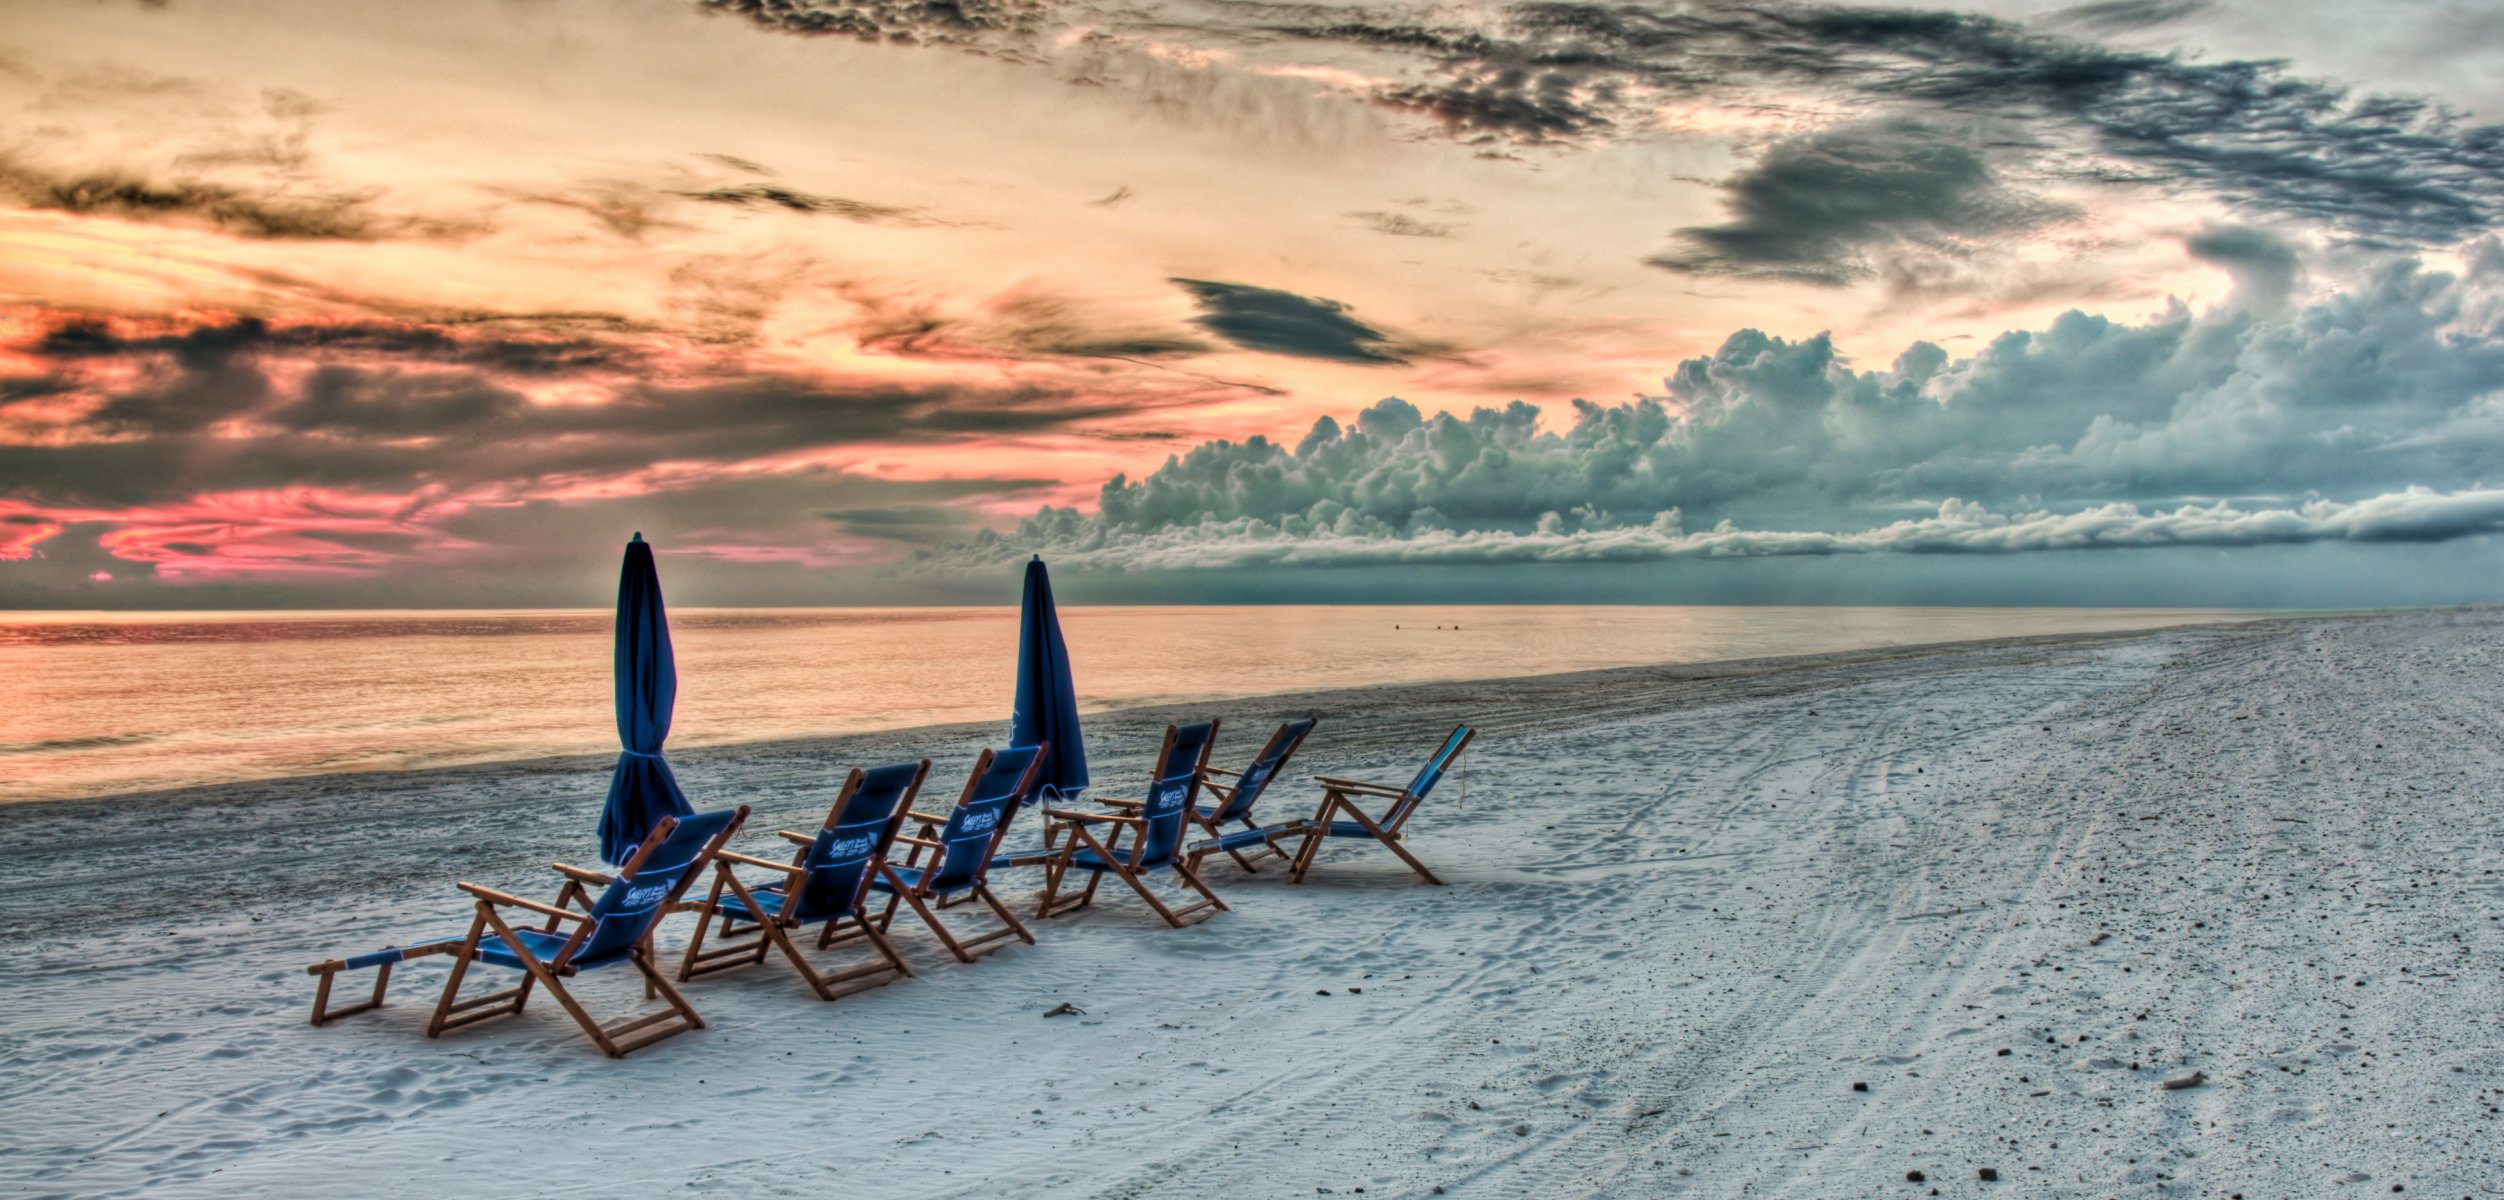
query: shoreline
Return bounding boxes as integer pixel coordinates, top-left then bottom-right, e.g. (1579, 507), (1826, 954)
(0, 611), (2328, 818)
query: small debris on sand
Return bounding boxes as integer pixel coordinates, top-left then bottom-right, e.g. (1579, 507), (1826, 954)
(1042, 1002), (1085, 1018)
(2161, 1070), (2206, 1091)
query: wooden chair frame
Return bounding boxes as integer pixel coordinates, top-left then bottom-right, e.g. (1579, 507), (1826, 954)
(1289, 726), (1475, 886)
(675, 763), (925, 1000)
(1032, 722), (1229, 927)
(306, 807), (748, 1058)
(872, 747), (1044, 963)
(1177, 718), (1318, 874)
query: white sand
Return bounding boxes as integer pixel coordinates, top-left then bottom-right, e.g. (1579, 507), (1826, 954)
(5, 609), (2501, 1198)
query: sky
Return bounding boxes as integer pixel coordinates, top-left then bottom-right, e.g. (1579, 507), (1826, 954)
(3, 0), (2504, 608)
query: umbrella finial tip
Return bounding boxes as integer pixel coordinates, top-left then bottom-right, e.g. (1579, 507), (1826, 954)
(631, 531), (644, 543)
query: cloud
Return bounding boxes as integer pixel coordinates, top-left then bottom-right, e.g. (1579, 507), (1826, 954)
(695, 0), (1061, 52)
(1348, 210), (1457, 238)
(910, 240), (2504, 572)
(1256, 0), (2504, 246)
(0, 151), (454, 241)
(1170, 278), (1406, 364)
(2045, 0), (2212, 33)
(0, 308), (1204, 591)
(1650, 120), (2074, 284)
(908, 487), (2504, 572)
(678, 183), (934, 224)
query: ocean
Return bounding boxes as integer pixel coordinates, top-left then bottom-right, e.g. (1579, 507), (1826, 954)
(0, 605), (2254, 804)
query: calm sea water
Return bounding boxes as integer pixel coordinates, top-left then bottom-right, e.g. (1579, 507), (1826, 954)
(0, 605), (2254, 804)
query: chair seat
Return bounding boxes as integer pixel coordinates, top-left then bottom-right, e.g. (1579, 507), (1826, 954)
(872, 865), (976, 897)
(1192, 823), (1305, 853)
(466, 926), (632, 972)
(1314, 820), (1393, 840)
(712, 885), (790, 920)
(1063, 848), (1178, 874)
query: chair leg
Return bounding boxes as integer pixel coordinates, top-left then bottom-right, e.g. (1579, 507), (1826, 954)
(676, 875), (727, 980)
(1372, 831), (1445, 886)
(974, 883), (1037, 947)
(1288, 827), (1325, 883)
(1171, 858), (1231, 918)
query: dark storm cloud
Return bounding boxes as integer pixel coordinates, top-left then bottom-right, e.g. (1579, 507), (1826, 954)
(1377, 67), (1613, 141)
(1170, 278), (1405, 364)
(818, 503), (989, 544)
(0, 314), (1183, 508)
(34, 315), (647, 377)
(2184, 222), (2302, 309)
(692, 0), (2504, 243)
(1252, 0), (2504, 245)
(1650, 120), (2073, 284)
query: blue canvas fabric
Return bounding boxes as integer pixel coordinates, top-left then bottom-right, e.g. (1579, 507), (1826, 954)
(1085, 720), (1211, 870)
(1011, 557), (1088, 806)
(1389, 726), (1472, 826)
(1208, 718), (1315, 823)
(782, 761), (920, 922)
(598, 534), (695, 865)
(565, 806), (737, 966)
(884, 745), (1042, 894)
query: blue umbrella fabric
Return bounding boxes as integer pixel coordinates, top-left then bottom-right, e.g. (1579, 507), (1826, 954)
(597, 532), (695, 865)
(1010, 555), (1088, 806)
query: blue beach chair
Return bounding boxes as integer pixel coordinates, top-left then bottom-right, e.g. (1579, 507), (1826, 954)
(676, 761), (928, 999)
(1182, 717), (1319, 874)
(305, 806), (748, 1057)
(868, 745), (1046, 962)
(1289, 725), (1474, 886)
(1030, 721), (1228, 927)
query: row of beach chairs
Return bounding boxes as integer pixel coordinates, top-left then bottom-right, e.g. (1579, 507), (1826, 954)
(305, 720), (1474, 1056)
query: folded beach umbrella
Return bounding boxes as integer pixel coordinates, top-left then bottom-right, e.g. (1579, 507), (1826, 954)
(1010, 555), (1088, 806)
(598, 532), (695, 866)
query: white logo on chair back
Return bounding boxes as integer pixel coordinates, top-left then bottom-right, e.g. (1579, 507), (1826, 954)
(822, 834), (875, 861)
(622, 882), (671, 910)
(960, 809), (999, 835)
(1151, 782), (1187, 814)
(1240, 764), (1272, 794)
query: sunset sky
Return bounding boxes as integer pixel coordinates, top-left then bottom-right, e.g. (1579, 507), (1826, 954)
(5, 0), (2504, 607)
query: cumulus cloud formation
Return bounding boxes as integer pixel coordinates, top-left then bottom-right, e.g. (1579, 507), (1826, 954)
(1170, 279), (1407, 364)
(912, 241), (2504, 572)
(913, 488), (2504, 571)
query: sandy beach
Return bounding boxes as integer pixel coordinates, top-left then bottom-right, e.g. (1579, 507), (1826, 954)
(6, 608), (2501, 1199)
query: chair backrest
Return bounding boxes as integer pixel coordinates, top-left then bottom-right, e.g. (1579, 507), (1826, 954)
(787, 760), (926, 922)
(1389, 725), (1474, 827)
(1133, 720), (1218, 867)
(1208, 718), (1316, 823)
(926, 744), (1046, 892)
(562, 806), (745, 968)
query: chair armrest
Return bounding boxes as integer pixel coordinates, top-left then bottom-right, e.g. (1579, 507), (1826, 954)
(549, 862), (614, 887)
(1096, 796), (1144, 809)
(777, 830), (816, 847)
(1045, 809), (1136, 825)
(1201, 765), (1242, 778)
(1314, 775), (1405, 797)
(459, 883), (587, 923)
(907, 810), (956, 827)
(894, 834), (945, 850)
(716, 850), (802, 874)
